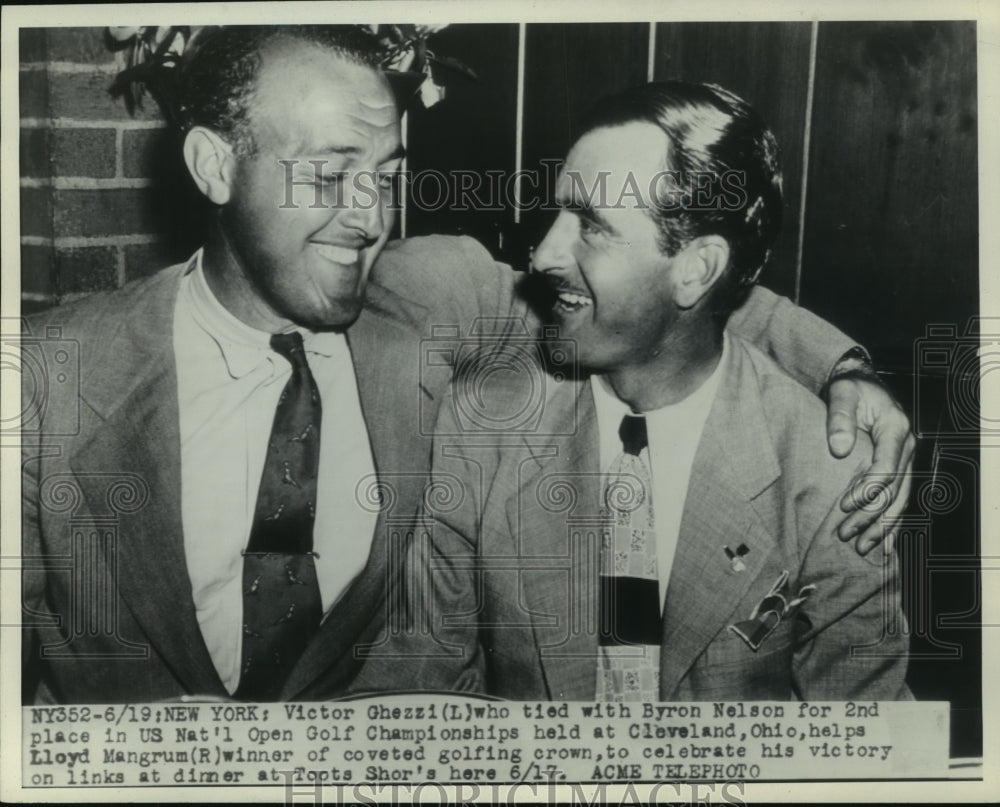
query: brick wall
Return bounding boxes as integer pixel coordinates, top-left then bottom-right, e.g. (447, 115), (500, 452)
(19, 27), (205, 313)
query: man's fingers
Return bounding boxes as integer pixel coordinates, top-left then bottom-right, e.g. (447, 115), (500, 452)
(837, 487), (883, 541)
(826, 379), (860, 458)
(838, 409), (908, 511)
(839, 458), (896, 515)
(872, 404), (911, 477)
(838, 467), (899, 537)
(854, 469), (913, 555)
(838, 443), (915, 547)
(855, 521), (889, 556)
(837, 450), (899, 540)
(898, 431), (917, 476)
(827, 371), (917, 552)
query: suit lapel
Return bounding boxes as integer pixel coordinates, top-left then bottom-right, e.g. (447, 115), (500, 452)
(658, 341), (781, 698)
(496, 340), (784, 701)
(69, 262), (226, 697)
(510, 380), (603, 700)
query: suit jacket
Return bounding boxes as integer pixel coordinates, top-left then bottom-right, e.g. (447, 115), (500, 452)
(381, 336), (911, 701)
(21, 232), (861, 703)
(20, 235), (518, 703)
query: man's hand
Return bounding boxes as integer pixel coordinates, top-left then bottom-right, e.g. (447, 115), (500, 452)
(825, 374), (917, 555)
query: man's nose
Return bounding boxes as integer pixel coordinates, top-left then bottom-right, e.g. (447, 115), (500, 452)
(530, 211), (575, 274)
(339, 178), (387, 242)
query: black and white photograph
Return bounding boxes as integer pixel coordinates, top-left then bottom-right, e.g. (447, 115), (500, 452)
(1, 0), (994, 802)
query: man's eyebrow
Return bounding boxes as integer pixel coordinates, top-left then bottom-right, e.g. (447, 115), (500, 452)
(382, 145), (406, 163)
(306, 144), (407, 162)
(564, 198), (613, 230)
(308, 143), (360, 156)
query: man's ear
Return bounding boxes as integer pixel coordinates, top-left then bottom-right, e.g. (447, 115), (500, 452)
(182, 126), (236, 205)
(673, 235), (731, 309)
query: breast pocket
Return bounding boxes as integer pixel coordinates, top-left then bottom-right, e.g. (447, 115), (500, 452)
(711, 615), (798, 662)
(681, 617), (802, 700)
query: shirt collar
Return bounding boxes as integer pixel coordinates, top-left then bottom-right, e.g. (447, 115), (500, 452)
(643, 333), (727, 441)
(185, 249), (344, 378)
(301, 329), (343, 359)
(590, 333), (729, 460)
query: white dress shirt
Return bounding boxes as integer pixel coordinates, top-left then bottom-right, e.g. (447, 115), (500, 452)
(173, 251), (377, 694)
(590, 335), (728, 608)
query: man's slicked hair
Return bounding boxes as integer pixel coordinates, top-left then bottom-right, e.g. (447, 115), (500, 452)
(580, 81), (783, 317)
(177, 25), (383, 157)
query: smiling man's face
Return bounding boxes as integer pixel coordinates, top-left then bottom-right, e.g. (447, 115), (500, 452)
(532, 122), (690, 375)
(221, 40), (402, 330)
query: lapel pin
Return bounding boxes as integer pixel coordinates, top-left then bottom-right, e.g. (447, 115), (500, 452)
(723, 544), (750, 573)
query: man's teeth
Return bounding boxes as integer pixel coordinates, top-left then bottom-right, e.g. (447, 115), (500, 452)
(557, 291), (593, 307)
(313, 244), (359, 264)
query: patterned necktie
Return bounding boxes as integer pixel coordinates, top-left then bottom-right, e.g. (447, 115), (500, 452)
(597, 413), (662, 702)
(235, 331), (323, 701)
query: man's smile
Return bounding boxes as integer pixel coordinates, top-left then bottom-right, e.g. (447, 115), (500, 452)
(311, 242), (361, 267)
(554, 289), (594, 313)
(542, 278), (594, 315)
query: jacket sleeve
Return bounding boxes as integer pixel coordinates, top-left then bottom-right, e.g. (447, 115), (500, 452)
(21, 427), (44, 703)
(445, 236), (533, 348)
(350, 386), (487, 695)
(728, 286), (861, 395)
(20, 309), (59, 703)
(385, 235), (527, 336)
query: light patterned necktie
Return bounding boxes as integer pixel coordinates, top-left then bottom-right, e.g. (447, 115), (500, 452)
(235, 331), (323, 701)
(597, 413), (662, 702)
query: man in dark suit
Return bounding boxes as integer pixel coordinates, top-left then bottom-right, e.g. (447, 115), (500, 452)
(21, 28), (911, 703)
(381, 81), (910, 701)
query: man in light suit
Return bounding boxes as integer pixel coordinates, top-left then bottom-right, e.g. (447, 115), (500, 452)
(21, 26), (518, 703)
(22, 29), (909, 704)
(388, 81), (910, 700)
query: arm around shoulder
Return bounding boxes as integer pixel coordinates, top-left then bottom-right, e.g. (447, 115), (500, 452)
(729, 286), (860, 395)
(350, 385), (487, 695)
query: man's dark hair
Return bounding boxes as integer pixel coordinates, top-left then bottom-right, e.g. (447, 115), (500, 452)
(580, 81), (783, 318)
(177, 25), (383, 157)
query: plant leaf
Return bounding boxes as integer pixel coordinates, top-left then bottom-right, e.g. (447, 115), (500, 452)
(428, 54), (478, 80)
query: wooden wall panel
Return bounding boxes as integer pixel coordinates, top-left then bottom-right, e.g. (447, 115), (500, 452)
(517, 23), (650, 265)
(800, 21), (979, 757)
(800, 21), (978, 375)
(404, 24), (520, 255)
(653, 22), (813, 299)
